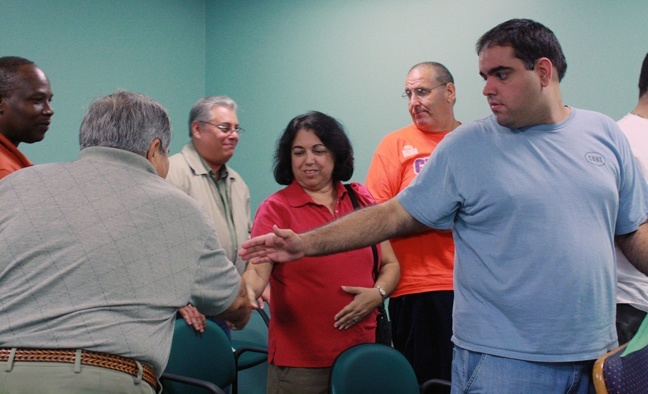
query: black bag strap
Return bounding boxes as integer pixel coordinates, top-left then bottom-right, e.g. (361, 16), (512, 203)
(344, 184), (379, 281)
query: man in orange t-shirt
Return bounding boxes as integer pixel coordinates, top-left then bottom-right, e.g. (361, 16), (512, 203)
(0, 56), (54, 179)
(366, 62), (459, 383)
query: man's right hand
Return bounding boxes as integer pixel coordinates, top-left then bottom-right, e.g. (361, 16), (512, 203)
(239, 225), (305, 264)
(216, 276), (254, 330)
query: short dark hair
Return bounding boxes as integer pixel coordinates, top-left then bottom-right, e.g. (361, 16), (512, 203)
(273, 111), (354, 185)
(639, 53), (648, 98)
(476, 19), (567, 82)
(0, 56), (35, 98)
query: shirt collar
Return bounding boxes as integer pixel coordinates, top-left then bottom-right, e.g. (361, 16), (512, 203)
(284, 179), (346, 207)
(79, 146), (158, 175)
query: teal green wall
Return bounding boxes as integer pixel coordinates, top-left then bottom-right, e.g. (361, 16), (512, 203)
(208, 0), (648, 212)
(2, 0), (647, 212)
(0, 1), (646, 393)
(0, 0), (206, 164)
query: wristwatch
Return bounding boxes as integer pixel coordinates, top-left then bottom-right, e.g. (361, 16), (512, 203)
(375, 285), (387, 300)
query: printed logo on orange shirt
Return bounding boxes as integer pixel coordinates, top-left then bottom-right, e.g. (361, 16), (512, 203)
(402, 145), (418, 158)
(413, 157), (429, 174)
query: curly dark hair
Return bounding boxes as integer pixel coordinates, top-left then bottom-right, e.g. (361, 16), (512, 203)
(273, 111), (354, 185)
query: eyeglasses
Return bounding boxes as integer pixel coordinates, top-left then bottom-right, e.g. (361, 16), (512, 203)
(200, 121), (245, 135)
(402, 83), (447, 100)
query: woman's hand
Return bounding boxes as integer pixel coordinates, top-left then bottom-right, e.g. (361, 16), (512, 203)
(333, 286), (383, 330)
(179, 304), (207, 333)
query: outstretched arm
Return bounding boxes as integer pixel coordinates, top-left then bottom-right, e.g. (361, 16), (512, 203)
(616, 221), (648, 276)
(238, 226), (305, 264)
(239, 197), (425, 264)
(242, 259), (273, 302)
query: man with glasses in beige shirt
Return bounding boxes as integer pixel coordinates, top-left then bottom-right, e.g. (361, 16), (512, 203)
(167, 96), (251, 337)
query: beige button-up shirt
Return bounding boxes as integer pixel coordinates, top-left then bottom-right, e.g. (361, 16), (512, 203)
(166, 142), (251, 274)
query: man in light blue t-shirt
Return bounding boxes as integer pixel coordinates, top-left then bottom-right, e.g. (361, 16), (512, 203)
(240, 19), (648, 393)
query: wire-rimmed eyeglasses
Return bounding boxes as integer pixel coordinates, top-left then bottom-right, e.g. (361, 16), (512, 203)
(200, 121), (244, 135)
(402, 83), (447, 100)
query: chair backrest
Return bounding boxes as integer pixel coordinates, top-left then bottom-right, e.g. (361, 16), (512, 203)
(163, 318), (236, 393)
(593, 315), (648, 393)
(329, 343), (420, 394)
(231, 307), (269, 351)
(231, 307), (269, 371)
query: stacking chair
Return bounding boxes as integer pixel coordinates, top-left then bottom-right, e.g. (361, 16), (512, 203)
(420, 378), (452, 394)
(329, 343), (420, 394)
(161, 317), (267, 394)
(232, 307), (270, 371)
(593, 315), (648, 393)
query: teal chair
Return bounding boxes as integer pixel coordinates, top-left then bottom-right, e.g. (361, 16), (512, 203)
(231, 306), (270, 394)
(420, 378), (452, 394)
(329, 343), (420, 394)
(161, 318), (267, 394)
(232, 307), (270, 371)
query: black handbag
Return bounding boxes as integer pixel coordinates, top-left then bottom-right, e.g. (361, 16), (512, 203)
(344, 184), (393, 346)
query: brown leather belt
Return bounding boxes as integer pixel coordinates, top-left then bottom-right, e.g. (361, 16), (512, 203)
(0, 348), (157, 390)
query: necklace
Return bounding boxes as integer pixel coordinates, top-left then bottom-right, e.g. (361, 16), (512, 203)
(631, 111), (647, 119)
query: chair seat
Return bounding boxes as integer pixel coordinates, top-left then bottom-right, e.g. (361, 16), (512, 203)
(593, 315), (648, 393)
(602, 344), (648, 392)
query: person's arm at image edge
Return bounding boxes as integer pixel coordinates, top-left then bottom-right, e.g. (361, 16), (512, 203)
(617, 221), (648, 276)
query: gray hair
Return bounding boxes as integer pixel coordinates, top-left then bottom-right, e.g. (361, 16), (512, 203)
(79, 91), (171, 155)
(188, 96), (237, 137)
(410, 62), (455, 85)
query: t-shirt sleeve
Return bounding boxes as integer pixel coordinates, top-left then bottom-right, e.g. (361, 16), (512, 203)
(366, 140), (402, 203)
(398, 139), (459, 230)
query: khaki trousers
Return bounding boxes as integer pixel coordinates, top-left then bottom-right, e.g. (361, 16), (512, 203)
(266, 363), (331, 394)
(0, 361), (156, 394)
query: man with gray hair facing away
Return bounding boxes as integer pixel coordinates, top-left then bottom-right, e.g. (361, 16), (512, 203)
(167, 96), (252, 335)
(0, 91), (252, 393)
